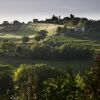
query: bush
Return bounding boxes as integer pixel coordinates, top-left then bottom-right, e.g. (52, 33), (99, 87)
(13, 64), (64, 99)
(43, 70), (85, 100)
(0, 41), (93, 61)
(0, 55), (99, 99)
(83, 55), (100, 100)
(31, 44), (93, 61)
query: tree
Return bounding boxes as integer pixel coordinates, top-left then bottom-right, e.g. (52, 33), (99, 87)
(56, 27), (63, 34)
(84, 55), (100, 100)
(22, 35), (29, 48)
(2, 21), (10, 25)
(13, 64), (37, 100)
(1, 42), (16, 53)
(43, 69), (84, 100)
(15, 46), (23, 57)
(38, 30), (48, 41)
(34, 35), (42, 44)
(51, 15), (59, 23)
(22, 35), (29, 43)
(70, 14), (74, 19)
(13, 64), (63, 100)
(13, 20), (21, 25)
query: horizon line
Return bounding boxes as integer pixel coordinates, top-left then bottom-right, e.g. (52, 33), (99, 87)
(0, 14), (100, 24)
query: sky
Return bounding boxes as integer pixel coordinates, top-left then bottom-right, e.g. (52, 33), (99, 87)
(0, 0), (100, 23)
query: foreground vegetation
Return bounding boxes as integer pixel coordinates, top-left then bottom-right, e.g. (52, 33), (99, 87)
(0, 55), (100, 100)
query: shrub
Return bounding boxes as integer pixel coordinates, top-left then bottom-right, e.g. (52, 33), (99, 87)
(43, 70), (85, 100)
(13, 64), (64, 99)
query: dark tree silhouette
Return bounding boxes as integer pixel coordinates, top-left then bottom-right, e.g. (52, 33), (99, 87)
(38, 30), (48, 41)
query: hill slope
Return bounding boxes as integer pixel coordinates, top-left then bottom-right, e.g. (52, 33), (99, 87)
(0, 23), (63, 37)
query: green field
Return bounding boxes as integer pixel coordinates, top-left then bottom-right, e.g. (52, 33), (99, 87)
(46, 36), (100, 53)
(0, 56), (92, 73)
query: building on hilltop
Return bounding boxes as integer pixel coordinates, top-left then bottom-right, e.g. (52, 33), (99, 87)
(33, 19), (38, 23)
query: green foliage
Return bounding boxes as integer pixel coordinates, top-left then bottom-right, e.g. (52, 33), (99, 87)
(43, 70), (85, 100)
(75, 73), (85, 90)
(0, 57), (100, 99)
(31, 44), (93, 60)
(13, 64), (37, 99)
(59, 44), (93, 60)
(0, 40), (93, 60)
(34, 35), (42, 44)
(83, 55), (100, 100)
(31, 44), (52, 60)
(13, 64), (64, 99)
(22, 35), (29, 43)
(38, 30), (48, 41)
(56, 27), (63, 33)
(0, 42), (16, 53)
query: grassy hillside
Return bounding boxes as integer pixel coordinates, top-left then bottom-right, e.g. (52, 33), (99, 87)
(30, 23), (63, 36)
(0, 23), (100, 53)
(0, 23), (99, 75)
(46, 36), (100, 53)
(0, 23), (63, 38)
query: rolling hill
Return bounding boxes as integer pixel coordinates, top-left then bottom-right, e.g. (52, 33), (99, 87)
(0, 23), (63, 38)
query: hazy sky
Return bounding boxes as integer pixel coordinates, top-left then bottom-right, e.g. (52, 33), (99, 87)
(0, 0), (100, 22)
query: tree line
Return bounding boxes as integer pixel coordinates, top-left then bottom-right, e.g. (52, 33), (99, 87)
(1, 14), (100, 33)
(0, 40), (94, 61)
